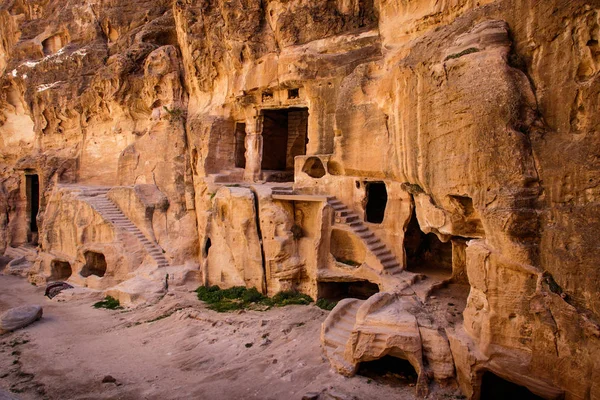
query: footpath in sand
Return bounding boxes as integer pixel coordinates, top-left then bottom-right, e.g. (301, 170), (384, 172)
(0, 275), (418, 400)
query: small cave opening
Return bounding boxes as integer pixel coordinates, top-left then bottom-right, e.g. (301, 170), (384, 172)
(364, 182), (387, 224)
(357, 355), (418, 387)
(288, 88), (299, 99)
(203, 237), (212, 258)
(42, 34), (64, 56)
(261, 108), (308, 173)
(80, 251), (107, 278)
(50, 260), (72, 281)
(234, 123), (247, 168)
(302, 157), (326, 178)
(404, 208), (452, 279)
(317, 281), (379, 302)
(480, 372), (545, 400)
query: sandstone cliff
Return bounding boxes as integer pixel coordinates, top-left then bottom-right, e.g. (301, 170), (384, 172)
(0, 0), (598, 398)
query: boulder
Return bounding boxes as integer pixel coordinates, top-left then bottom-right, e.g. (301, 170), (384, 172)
(0, 305), (43, 334)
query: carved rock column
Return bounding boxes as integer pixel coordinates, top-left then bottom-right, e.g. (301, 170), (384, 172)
(243, 114), (264, 182)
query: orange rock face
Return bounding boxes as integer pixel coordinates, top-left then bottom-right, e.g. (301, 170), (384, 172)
(0, 0), (598, 398)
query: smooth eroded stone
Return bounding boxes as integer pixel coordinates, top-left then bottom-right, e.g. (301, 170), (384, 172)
(0, 305), (43, 333)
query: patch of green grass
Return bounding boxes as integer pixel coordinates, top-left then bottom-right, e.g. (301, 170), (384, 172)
(444, 47), (479, 61)
(335, 258), (361, 267)
(266, 291), (313, 307)
(195, 286), (314, 313)
(316, 298), (338, 311)
(93, 296), (122, 310)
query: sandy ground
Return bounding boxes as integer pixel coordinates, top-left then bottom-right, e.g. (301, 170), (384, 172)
(0, 275), (423, 400)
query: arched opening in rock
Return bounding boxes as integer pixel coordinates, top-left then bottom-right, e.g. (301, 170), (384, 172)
(25, 173), (39, 238)
(330, 229), (366, 266)
(42, 34), (64, 56)
(302, 157), (326, 178)
(317, 280), (379, 301)
(234, 123), (246, 168)
(357, 355), (418, 387)
(404, 209), (452, 279)
(261, 108), (308, 173)
(50, 260), (72, 281)
(365, 182), (387, 224)
(480, 371), (544, 400)
(80, 251), (107, 278)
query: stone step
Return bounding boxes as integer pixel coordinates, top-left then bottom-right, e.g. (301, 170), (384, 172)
(81, 192), (169, 267)
(378, 253), (396, 263)
(382, 260), (400, 269)
(385, 266), (402, 275)
(368, 242), (386, 252)
(374, 248), (391, 257)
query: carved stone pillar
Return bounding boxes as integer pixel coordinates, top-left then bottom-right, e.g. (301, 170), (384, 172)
(243, 114), (264, 182)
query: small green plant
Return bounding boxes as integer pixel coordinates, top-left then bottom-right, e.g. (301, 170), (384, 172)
(266, 291), (313, 307)
(93, 296), (122, 310)
(316, 298), (338, 311)
(444, 47), (479, 61)
(195, 286), (314, 312)
(163, 106), (185, 122)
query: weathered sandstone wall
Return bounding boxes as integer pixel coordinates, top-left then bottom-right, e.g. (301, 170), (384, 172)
(0, 0), (598, 398)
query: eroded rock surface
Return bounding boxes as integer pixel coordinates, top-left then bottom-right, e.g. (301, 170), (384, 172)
(0, 0), (598, 399)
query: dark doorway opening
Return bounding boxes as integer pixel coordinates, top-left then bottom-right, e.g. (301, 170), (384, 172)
(357, 356), (418, 387)
(365, 182), (387, 224)
(404, 208), (452, 279)
(81, 251), (107, 278)
(261, 108), (308, 171)
(234, 123), (246, 168)
(318, 281), (379, 302)
(50, 260), (72, 281)
(26, 174), (39, 234)
(203, 237), (212, 258)
(480, 372), (544, 400)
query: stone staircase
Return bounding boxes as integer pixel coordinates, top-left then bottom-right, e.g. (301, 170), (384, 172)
(272, 187), (401, 275)
(78, 187), (169, 268)
(3, 243), (37, 259)
(321, 298), (363, 375)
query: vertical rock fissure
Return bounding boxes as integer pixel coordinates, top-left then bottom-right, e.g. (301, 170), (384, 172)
(250, 188), (268, 294)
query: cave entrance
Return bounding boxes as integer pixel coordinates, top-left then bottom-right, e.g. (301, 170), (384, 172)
(357, 355), (418, 387)
(404, 208), (452, 279)
(50, 260), (72, 281)
(234, 123), (246, 168)
(318, 281), (379, 302)
(26, 174), (39, 236)
(261, 108), (308, 172)
(480, 372), (544, 400)
(365, 182), (387, 224)
(81, 251), (107, 278)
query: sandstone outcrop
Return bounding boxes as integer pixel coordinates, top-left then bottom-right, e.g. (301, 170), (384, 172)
(0, 0), (598, 398)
